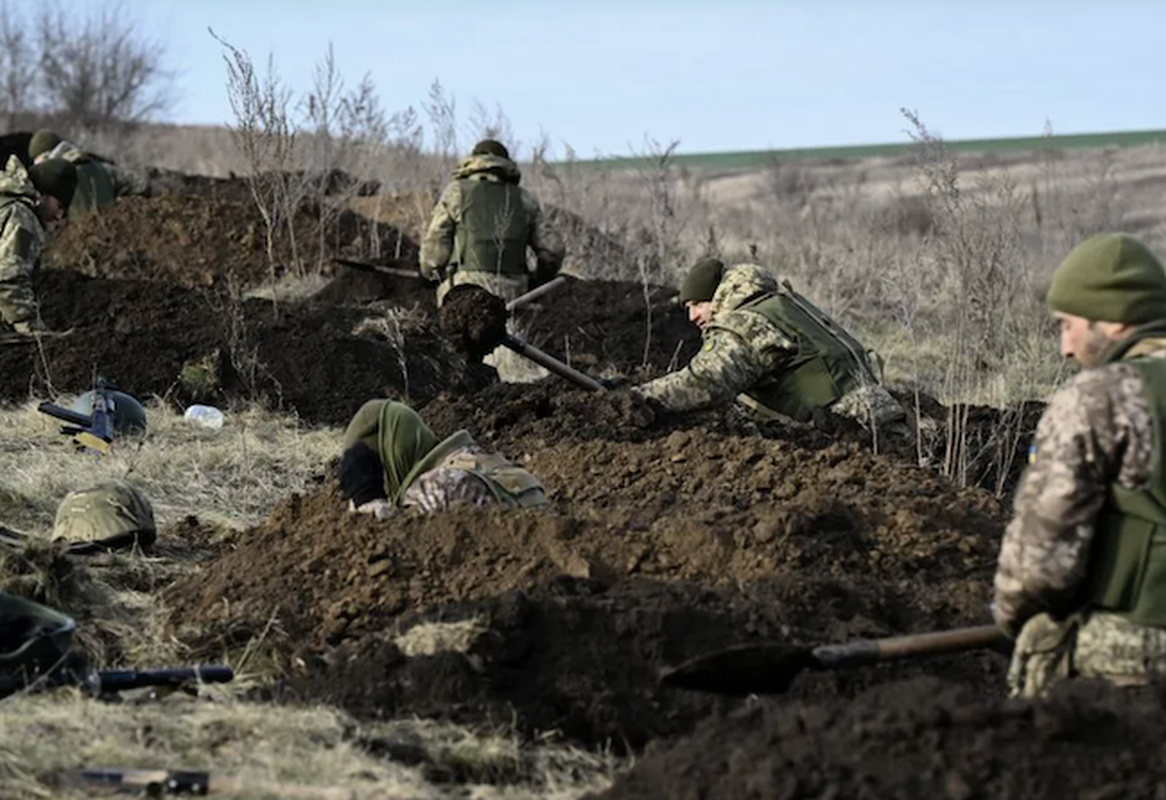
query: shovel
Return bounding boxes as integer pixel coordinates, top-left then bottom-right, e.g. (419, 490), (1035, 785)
(659, 624), (1008, 696)
(333, 257), (433, 283)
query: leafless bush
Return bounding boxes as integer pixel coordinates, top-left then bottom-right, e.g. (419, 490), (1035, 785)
(0, 0), (175, 132)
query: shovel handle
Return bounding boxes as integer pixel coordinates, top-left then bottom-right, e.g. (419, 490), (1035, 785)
(500, 334), (605, 392)
(812, 624), (1006, 669)
(506, 276), (567, 311)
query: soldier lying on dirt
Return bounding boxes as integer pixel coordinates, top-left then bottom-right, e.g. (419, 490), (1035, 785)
(994, 233), (1166, 698)
(337, 399), (549, 518)
(633, 258), (905, 430)
(28, 129), (153, 220)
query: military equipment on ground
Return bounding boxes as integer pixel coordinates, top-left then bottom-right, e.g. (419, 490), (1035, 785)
(659, 624), (1008, 695)
(37, 377), (123, 456)
(0, 591), (234, 700)
(68, 767), (355, 797)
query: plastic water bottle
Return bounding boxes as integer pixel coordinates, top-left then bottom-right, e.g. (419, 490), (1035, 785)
(184, 404), (225, 430)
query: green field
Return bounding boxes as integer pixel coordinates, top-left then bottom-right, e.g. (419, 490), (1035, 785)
(575, 128), (1166, 170)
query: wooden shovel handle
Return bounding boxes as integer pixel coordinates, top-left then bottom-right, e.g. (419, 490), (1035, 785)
(812, 624), (1006, 669)
(500, 334), (605, 392)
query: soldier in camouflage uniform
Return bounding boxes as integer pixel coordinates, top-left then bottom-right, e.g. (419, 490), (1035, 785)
(634, 258), (905, 429)
(52, 479), (156, 553)
(336, 398), (549, 518)
(994, 232), (1166, 698)
(419, 139), (565, 382)
(28, 129), (152, 220)
(0, 155), (76, 332)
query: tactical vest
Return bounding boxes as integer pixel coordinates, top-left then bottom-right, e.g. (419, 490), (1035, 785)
(1084, 349), (1166, 626)
(69, 160), (116, 218)
(727, 284), (876, 422)
(443, 448), (548, 509)
(453, 179), (529, 276)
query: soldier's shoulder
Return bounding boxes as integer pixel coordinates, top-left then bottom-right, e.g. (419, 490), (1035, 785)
(708, 308), (790, 349)
(1043, 361), (1146, 426)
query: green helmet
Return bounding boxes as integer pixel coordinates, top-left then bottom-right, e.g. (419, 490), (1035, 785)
(51, 479), (156, 548)
(69, 389), (147, 435)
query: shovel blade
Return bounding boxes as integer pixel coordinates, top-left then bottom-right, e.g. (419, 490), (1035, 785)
(658, 642), (815, 696)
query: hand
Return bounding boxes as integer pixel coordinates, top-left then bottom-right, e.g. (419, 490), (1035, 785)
(990, 601), (1021, 639)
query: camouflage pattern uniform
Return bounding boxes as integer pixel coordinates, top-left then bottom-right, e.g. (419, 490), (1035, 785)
(994, 336), (1166, 698)
(420, 153), (565, 382)
(43, 140), (151, 219)
(0, 156), (45, 330)
(401, 433), (549, 514)
(635, 264), (904, 427)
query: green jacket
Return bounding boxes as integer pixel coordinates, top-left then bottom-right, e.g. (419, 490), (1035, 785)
(45, 141), (150, 219)
(1084, 325), (1166, 626)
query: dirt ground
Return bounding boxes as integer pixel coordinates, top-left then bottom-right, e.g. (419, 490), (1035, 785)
(5, 176), (1092, 797)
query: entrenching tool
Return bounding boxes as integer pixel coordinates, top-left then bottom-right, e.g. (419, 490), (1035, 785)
(333, 256), (432, 282)
(505, 275), (568, 312)
(659, 624), (1008, 696)
(499, 333), (605, 391)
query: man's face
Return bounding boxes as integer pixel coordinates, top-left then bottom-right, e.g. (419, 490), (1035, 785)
(40, 196), (65, 230)
(1056, 312), (1128, 367)
(33, 152), (48, 165)
(686, 300), (714, 330)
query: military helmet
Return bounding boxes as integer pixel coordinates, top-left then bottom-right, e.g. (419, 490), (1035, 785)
(69, 389), (147, 435)
(471, 139), (510, 159)
(51, 480), (156, 546)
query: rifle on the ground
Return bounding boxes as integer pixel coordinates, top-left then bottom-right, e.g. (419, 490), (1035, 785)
(37, 376), (116, 456)
(67, 766), (355, 797)
(0, 663), (236, 700)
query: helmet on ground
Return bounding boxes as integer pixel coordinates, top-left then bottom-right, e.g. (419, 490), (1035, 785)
(69, 389), (147, 435)
(51, 479), (156, 546)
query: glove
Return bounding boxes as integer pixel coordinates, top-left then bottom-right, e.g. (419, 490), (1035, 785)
(336, 442), (388, 506)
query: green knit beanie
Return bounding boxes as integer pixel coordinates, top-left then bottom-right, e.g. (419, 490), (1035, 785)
(28, 158), (77, 207)
(471, 139), (510, 159)
(28, 129), (61, 160)
(1047, 233), (1166, 324)
(678, 258), (726, 303)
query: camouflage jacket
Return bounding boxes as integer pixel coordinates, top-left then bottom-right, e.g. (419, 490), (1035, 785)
(634, 264), (799, 412)
(45, 140), (151, 218)
(993, 338), (1166, 634)
(401, 435), (546, 513)
(419, 153), (565, 280)
(0, 156), (45, 327)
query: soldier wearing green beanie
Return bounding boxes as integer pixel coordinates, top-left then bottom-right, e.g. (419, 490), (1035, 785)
(29, 129), (152, 219)
(633, 259), (903, 431)
(419, 138), (565, 383)
(0, 154), (74, 333)
(994, 232), (1166, 699)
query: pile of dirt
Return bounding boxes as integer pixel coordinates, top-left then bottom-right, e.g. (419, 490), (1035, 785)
(598, 677), (1166, 799)
(439, 284), (509, 359)
(164, 424), (1007, 750)
(44, 193), (417, 291)
(0, 268), (476, 426)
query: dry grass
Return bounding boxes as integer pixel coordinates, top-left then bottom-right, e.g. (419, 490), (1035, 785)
(0, 693), (621, 799)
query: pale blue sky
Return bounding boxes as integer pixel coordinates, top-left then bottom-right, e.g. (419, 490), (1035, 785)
(70, 0), (1166, 158)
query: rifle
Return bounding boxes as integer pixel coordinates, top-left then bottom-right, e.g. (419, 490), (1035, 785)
(0, 663), (236, 700)
(67, 767), (356, 797)
(37, 376), (116, 456)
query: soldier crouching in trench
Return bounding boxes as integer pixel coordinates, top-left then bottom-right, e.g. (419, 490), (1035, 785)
(631, 257), (906, 434)
(336, 399), (549, 518)
(994, 232), (1166, 698)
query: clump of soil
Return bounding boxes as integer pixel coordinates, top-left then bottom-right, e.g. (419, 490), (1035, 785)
(44, 193), (416, 291)
(0, 268), (468, 426)
(598, 677), (1166, 799)
(439, 284), (509, 359)
(165, 423), (1007, 750)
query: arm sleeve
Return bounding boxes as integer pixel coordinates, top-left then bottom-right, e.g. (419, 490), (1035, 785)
(634, 330), (770, 413)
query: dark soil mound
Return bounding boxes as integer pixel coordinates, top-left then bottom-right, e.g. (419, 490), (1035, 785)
(598, 677), (1166, 799)
(165, 425), (1007, 749)
(0, 268), (473, 426)
(439, 284), (509, 358)
(44, 193), (416, 291)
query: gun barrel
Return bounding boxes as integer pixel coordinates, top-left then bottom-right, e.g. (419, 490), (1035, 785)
(95, 665), (235, 693)
(37, 401), (94, 429)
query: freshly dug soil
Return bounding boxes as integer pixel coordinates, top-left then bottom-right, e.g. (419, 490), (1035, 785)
(165, 424), (1007, 750)
(439, 284), (509, 358)
(0, 268), (471, 426)
(598, 677), (1166, 800)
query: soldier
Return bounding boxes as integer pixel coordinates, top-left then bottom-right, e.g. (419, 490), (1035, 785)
(51, 480), (157, 554)
(0, 155), (76, 332)
(336, 399), (549, 518)
(994, 232), (1166, 698)
(28, 129), (152, 220)
(633, 258), (904, 429)
(419, 139), (565, 382)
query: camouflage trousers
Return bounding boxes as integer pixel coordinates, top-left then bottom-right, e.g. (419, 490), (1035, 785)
(1007, 611), (1166, 698)
(831, 382), (907, 428)
(436, 269), (548, 384)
